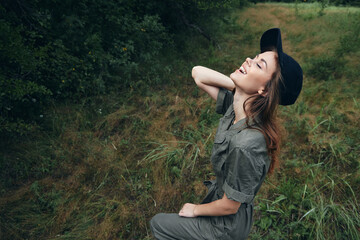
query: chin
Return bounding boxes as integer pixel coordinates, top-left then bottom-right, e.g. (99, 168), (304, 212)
(230, 77), (242, 87)
(230, 73), (239, 82)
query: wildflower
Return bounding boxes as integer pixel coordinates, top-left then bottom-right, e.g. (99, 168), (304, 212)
(123, 47), (127, 51)
(141, 28), (146, 32)
(62, 80), (65, 83)
(73, 68), (75, 71)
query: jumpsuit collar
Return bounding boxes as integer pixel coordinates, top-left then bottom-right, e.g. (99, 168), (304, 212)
(226, 104), (260, 132)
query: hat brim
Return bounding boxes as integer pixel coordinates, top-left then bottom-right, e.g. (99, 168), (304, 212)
(260, 28), (283, 53)
(260, 28), (284, 70)
(259, 28), (303, 106)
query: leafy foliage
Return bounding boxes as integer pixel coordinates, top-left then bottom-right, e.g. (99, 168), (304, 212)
(0, 0), (245, 137)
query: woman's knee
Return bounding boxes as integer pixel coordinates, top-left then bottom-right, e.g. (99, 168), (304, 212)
(150, 213), (166, 232)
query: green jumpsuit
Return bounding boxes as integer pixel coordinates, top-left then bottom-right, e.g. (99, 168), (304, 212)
(150, 88), (271, 240)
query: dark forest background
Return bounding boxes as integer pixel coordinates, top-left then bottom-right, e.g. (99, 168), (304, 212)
(1, 0), (359, 239)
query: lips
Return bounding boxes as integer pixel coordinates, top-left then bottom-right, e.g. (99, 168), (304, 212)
(239, 65), (247, 75)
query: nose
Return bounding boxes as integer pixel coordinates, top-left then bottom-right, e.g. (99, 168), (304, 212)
(246, 57), (252, 66)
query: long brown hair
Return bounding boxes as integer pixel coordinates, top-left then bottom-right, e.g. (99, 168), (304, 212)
(244, 51), (282, 174)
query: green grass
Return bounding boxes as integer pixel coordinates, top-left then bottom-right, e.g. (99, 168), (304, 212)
(1, 2), (359, 240)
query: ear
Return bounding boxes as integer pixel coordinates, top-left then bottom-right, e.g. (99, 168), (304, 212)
(258, 89), (268, 97)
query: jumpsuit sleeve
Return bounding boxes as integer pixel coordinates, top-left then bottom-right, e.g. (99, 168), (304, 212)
(215, 88), (234, 115)
(222, 147), (264, 203)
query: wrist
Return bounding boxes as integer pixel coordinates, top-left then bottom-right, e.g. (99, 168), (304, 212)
(193, 204), (199, 217)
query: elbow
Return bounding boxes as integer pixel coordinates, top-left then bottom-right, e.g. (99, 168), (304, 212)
(192, 66), (199, 79)
(226, 205), (239, 215)
(215, 200), (240, 215)
(230, 205), (240, 215)
(192, 66), (201, 85)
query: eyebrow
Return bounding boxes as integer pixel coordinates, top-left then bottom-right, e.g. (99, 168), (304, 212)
(256, 54), (268, 69)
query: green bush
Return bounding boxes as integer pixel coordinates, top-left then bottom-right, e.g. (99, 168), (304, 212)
(336, 14), (360, 56)
(0, 0), (246, 138)
(306, 55), (344, 81)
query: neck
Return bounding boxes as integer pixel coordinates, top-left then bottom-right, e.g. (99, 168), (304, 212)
(233, 88), (251, 124)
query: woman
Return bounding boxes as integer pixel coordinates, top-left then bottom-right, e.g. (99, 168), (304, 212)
(150, 28), (303, 240)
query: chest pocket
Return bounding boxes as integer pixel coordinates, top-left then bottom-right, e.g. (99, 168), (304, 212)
(211, 133), (228, 175)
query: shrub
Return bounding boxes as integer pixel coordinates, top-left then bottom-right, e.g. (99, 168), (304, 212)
(306, 55), (345, 81)
(0, 0), (246, 138)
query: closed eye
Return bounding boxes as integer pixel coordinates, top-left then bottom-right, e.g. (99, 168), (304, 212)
(254, 54), (268, 70)
(255, 55), (262, 69)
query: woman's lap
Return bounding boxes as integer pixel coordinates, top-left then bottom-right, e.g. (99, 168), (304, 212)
(150, 204), (254, 240)
(150, 213), (210, 240)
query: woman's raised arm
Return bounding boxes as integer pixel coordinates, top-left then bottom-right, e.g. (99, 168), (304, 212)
(192, 66), (235, 100)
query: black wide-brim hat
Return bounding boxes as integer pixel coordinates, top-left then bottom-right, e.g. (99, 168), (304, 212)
(260, 28), (303, 106)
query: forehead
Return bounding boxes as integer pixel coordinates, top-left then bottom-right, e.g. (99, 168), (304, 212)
(259, 51), (277, 60)
(259, 51), (277, 72)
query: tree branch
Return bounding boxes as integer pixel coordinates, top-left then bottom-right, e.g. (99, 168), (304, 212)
(177, 6), (221, 49)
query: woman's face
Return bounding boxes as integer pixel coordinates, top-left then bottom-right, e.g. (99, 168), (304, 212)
(230, 51), (278, 95)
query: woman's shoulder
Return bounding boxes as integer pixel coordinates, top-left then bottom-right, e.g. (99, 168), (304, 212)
(229, 127), (267, 153)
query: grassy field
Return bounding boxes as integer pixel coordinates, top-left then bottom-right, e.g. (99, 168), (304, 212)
(1, 2), (359, 240)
